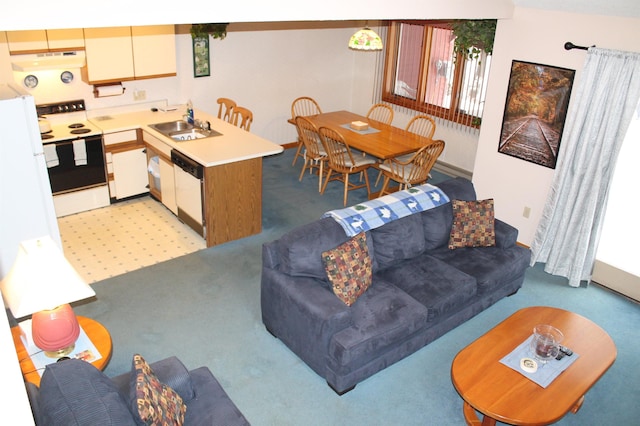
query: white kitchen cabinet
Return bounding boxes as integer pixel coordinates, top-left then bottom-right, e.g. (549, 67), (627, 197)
(82, 27), (134, 84)
(131, 25), (176, 79)
(103, 130), (149, 200)
(6, 29), (84, 54)
(143, 131), (177, 215)
(112, 148), (149, 199)
(82, 25), (176, 85)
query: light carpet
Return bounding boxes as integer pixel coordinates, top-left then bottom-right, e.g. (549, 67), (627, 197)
(73, 149), (640, 425)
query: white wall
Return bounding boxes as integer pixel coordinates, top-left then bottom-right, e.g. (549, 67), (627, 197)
(472, 8), (640, 246)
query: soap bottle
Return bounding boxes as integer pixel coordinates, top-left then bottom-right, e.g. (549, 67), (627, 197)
(186, 100), (194, 124)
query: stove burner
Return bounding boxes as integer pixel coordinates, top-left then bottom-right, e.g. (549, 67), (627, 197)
(41, 134), (54, 140)
(70, 128), (92, 135)
(68, 123), (85, 129)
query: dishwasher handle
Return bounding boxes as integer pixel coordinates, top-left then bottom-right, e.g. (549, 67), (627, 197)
(171, 150), (203, 180)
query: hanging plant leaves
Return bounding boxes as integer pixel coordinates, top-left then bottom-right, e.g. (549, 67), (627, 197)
(190, 23), (229, 40)
(452, 20), (496, 60)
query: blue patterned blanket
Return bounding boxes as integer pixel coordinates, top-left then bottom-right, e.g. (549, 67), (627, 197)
(323, 184), (450, 237)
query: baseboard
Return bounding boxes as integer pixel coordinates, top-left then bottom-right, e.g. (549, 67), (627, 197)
(283, 142), (298, 150)
(432, 160), (473, 181)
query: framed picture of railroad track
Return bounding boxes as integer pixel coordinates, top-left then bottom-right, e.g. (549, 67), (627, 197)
(498, 60), (575, 169)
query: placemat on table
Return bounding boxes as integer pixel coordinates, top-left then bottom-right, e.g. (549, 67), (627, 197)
(500, 335), (579, 388)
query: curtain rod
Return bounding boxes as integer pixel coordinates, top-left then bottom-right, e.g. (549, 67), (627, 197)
(564, 41), (593, 51)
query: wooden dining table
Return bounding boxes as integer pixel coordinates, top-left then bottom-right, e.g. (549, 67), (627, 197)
(303, 110), (431, 160)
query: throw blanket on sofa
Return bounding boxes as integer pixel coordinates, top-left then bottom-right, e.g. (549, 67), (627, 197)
(323, 183), (450, 236)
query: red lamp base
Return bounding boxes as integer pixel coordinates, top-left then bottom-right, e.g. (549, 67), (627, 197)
(32, 304), (80, 358)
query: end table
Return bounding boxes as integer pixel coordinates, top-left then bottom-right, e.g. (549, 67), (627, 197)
(11, 316), (113, 386)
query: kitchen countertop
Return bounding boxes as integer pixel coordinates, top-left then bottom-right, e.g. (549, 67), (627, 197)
(87, 105), (283, 167)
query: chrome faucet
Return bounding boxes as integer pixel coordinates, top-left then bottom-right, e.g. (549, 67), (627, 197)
(194, 119), (211, 131)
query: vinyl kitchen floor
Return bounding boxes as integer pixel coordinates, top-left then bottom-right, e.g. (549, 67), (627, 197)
(58, 196), (205, 284)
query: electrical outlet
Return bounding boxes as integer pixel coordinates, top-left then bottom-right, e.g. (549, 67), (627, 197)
(523, 206), (531, 218)
(134, 90), (146, 101)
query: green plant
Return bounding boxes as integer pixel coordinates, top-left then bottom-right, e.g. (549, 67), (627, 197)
(451, 20), (496, 60)
(190, 23), (229, 40)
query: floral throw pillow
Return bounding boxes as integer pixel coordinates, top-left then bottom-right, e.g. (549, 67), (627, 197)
(131, 354), (187, 426)
(448, 199), (496, 249)
(322, 232), (372, 306)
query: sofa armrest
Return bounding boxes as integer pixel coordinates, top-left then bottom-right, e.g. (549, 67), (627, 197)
(494, 219), (518, 249)
(184, 367), (250, 425)
(261, 266), (352, 376)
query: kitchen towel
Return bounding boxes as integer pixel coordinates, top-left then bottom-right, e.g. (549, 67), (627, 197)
(73, 139), (87, 166)
(43, 144), (59, 168)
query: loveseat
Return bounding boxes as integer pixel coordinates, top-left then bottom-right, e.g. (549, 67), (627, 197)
(261, 177), (531, 394)
(25, 355), (250, 425)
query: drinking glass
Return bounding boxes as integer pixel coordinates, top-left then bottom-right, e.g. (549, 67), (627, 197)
(530, 324), (563, 364)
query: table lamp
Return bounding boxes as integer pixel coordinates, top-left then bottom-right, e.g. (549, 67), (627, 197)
(0, 236), (95, 358)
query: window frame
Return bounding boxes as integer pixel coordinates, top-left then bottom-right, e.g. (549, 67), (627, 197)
(381, 20), (488, 128)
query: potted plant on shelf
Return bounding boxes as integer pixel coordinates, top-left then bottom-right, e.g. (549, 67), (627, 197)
(190, 23), (229, 40)
(451, 19), (496, 60)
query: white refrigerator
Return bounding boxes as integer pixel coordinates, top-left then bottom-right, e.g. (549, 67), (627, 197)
(0, 84), (62, 279)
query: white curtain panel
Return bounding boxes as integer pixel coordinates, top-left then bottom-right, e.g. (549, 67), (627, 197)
(530, 48), (640, 287)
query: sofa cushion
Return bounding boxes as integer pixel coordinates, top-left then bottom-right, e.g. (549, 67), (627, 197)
(376, 254), (477, 322)
(328, 279), (429, 369)
(277, 217), (377, 279)
(370, 213), (425, 269)
(448, 199), (496, 249)
(429, 245), (531, 294)
(130, 354), (187, 426)
(38, 359), (134, 426)
(420, 204), (454, 250)
(322, 232), (373, 306)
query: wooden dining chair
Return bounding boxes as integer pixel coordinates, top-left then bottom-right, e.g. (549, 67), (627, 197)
(374, 113), (438, 187)
(318, 126), (376, 206)
(291, 97), (322, 166)
(405, 114), (436, 139)
(232, 106), (253, 131)
(295, 116), (329, 192)
(378, 140), (445, 197)
(366, 103), (394, 125)
(217, 97), (236, 123)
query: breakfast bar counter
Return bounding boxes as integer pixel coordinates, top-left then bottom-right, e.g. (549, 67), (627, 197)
(88, 105), (283, 167)
(87, 103), (283, 247)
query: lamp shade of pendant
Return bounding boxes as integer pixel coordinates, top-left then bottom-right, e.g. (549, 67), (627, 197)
(348, 28), (383, 51)
(32, 304), (80, 357)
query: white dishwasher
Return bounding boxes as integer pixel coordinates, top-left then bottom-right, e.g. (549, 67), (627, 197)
(171, 150), (205, 237)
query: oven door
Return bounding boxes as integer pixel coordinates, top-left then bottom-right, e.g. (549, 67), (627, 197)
(46, 134), (107, 194)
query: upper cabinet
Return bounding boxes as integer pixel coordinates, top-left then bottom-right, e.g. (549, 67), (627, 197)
(131, 26), (176, 79)
(6, 29), (85, 54)
(82, 25), (176, 85)
(83, 27), (134, 84)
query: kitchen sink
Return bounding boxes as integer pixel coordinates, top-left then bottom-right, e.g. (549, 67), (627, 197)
(149, 120), (222, 141)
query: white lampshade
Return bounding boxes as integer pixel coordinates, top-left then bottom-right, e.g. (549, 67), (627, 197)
(348, 27), (383, 51)
(0, 236), (95, 319)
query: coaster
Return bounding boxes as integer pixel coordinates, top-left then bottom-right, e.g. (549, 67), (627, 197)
(520, 357), (538, 373)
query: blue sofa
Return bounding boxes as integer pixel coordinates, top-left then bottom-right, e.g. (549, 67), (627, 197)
(26, 356), (250, 425)
(261, 177), (531, 394)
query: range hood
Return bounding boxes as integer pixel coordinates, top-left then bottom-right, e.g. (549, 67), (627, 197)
(11, 51), (86, 71)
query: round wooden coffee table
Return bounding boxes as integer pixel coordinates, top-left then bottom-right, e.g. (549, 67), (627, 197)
(451, 306), (616, 425)
(11, 316), (112, 387)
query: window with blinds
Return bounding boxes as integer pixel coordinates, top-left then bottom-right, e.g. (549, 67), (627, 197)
(381, 21), (492, 129)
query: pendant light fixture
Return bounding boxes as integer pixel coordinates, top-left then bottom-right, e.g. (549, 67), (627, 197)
(348, 25), (383, 51)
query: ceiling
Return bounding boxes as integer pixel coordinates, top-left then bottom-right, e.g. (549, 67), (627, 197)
(512, 0), (640, 18)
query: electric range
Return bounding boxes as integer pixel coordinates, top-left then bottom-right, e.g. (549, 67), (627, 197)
(36, 99), (109, 217)
(36, 99), (102, 143)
